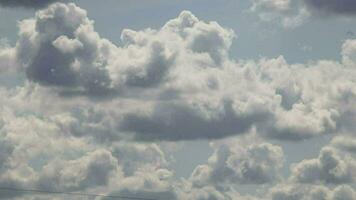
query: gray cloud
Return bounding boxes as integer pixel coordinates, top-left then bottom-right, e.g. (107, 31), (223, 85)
(0, 138), (13, 172)
(121, 100), (271, 141)
(36, 149), (119, 191)
(111, 143), (168, 176)
(189, 141), (284, 186)
(0, 0), (63, 8)
(269, 184), (356, 200)
(15, 3), (116, 97)
(332, 185), (356, 200)
(304, 0), (356, 15)
(291, 147), (356, 184)
(331, 136), (356, 153)
(104, 169), (177, 200)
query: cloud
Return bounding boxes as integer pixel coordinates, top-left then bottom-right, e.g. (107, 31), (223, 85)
(332, 185), (356, 200)
(189, 140), (284, 186)
(250, 0), (291, 12)
(1, 2), (356, 200)
(290, 147), (356, 184)
(249, 0), (310, 28)
(15, 3), (116, 96)
(178, 185), (227, 200)
(342, 39), (356, 68)
(0, 86), (355, 199)
(106, 169), (177, 200)
(0, 0), (63, 8)
(110, 143), (168, 176)
(304, 0), (356, 16)
(0, 139), (13, 172)
(249, 0), (356, 28)
(36, 149), (120, 191)
(0, 39), (17, 73)
(13, 3), (229, 97)
(176, 184), (259, 200)
(0, 101), (269, 199)
(0, 105), (178, 199)
(120, 100), (271, 141)
(250, 0), (356, 28)
(331, 136), (356, 153)
(269, 184), (356, 200)
(0, 2), (355, 143)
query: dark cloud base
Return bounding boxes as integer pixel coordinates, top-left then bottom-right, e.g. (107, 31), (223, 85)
(0, 0), (62, 8)
(304, 0), (356, 15)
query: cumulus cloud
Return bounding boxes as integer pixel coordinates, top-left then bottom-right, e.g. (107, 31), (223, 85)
(0, 97), (271, 199)
(189, 140), (284, 186)
(36, 149), (120, 191)
(0, 107), (93, 198)
(0, 104), (178, 199)
(15, 3), (117, 96)
(0, 2), (355, 143)
(2, 2), (356, 200)
(290, 147), (356, 184)
(13, 3), (225, 97)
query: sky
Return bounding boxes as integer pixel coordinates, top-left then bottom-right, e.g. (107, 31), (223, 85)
(0, 0), (355, 199)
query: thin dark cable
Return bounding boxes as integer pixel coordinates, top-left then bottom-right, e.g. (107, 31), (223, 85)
(0, 187), (156, 200)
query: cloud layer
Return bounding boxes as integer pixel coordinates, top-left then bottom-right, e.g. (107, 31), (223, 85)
(0, 2), (355, 143)
(0, 2), (355, 199)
